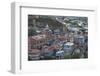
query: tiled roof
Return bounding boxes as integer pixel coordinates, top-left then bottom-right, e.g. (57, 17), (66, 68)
(28, 49), (40, 54)
(31, 34), (46, 40)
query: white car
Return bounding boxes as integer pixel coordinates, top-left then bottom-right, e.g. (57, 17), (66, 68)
(56, 50), (64, 58)
(63, 42), (74, 54)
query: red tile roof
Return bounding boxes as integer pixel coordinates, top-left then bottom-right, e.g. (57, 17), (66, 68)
(28, 49), (40, 54)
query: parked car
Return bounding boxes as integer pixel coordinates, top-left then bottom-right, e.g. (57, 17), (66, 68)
(56, 50), (64, 59)
(63, 42), (74, 55)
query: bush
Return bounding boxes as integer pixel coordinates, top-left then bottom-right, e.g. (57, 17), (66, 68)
(64, 53), (80, 59)
(64, 54), (71, 59)
(71, 53), (80, 59)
